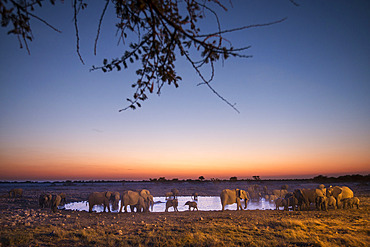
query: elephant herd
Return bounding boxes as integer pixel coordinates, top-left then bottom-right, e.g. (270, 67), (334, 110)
(272, 185), (360, 211)
(220, 184), (360, 212)
(88, 189), (199, 213)
(11, 183), (359, 213)
(88, 190), (154, 213)
(7, 188), (66, 213)
(291, 185), (359, 211)
(39, 193), (67, 212)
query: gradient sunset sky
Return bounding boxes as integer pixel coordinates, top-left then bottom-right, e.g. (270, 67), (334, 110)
(0, 0), (369, 181)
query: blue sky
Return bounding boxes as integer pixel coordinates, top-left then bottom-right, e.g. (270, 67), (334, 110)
(0, 0), (369, 180)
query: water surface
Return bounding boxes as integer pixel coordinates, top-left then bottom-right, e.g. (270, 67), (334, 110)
(64, 196), (275, 212)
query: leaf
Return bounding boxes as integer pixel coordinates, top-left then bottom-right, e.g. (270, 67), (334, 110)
(150, 82), (154, 93)
(103, 59), (108, 65)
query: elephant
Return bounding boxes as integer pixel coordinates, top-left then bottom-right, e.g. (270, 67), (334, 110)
(138, 189), (153, 211)
(59, 193), (67, 205)
(165, 199), (178, 212)
(315, 185), (327, 210)
(263, 186), (269, 196)
(110, 191), (120, 211)
(265, 194), (278, 202)
(342, 197), (360, 209)
(247, 185), (261, 201)
(185, 201), (198, 211)
(316, 196), (328, 211)
(272, 189), (288, 198)
(51, 194), (62, 213)
(293, 189), (317, 210)
(88, 191), (112, 213)
(326, 196), (337, 210)
(275, 198), (288, 210)
(165, 192), (174, 200)
(171, 188), (179, 199)
(220, 189), (249, 211)
(192, 192), (199, 201)
(351, 197), (360, 209)
(120, 190), (148, 213)
(39, 194), (52, 208)
(326, 186), (354, 209)
(284, 193), (298, 211)
(9, 188), (23, 198)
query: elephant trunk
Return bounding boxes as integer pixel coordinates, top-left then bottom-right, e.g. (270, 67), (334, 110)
(244, 198), (248, 209)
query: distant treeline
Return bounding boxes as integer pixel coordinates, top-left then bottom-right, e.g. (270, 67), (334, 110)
(311, 174), (370, 183)
(1, 174), (369, 184)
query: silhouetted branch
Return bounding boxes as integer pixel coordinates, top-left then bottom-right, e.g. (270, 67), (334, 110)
(73, 0), (84, 64)
(94, 0), (109, 55)
(196, 17), (288, 38)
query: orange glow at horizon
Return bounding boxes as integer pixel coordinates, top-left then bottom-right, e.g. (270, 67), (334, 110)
(1, 148), (369, 181)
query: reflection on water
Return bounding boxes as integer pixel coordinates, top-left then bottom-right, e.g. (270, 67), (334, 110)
(64, 196), (275, 212)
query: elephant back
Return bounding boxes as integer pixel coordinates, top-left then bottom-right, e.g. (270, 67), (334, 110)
(122, 190), (141, 205)
(220, 189), (236, 203)
(272, 189), (288, 198)
(340, 186), (354, 200)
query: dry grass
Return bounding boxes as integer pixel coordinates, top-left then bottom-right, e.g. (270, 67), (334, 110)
(1, 182), (369, 246)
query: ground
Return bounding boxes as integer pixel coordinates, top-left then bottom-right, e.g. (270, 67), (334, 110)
(0, 180), (369, 246)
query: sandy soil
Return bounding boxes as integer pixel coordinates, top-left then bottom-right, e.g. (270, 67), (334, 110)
(0, 180), (369, 246)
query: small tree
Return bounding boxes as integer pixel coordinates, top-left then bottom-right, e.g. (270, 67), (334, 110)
(198, 176), (205, 181)
(230, 176), (237, 182)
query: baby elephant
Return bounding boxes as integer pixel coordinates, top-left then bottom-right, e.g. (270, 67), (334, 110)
(185, 201), (198, 211)
(275, 198), (287, 210)
(51, 195), (62, 213)
(165, 199), (178, 212)
(342, 197), (360, 209)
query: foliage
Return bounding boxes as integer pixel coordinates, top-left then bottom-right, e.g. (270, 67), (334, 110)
(0, 0), (289, 112)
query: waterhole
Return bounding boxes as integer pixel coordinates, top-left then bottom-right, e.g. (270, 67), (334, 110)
(63, 196), (275, 212)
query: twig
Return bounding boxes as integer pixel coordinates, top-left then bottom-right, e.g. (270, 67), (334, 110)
(94, 0), (109, 55)
(74, 0), (85, 64)
(196, 17), (287, 38)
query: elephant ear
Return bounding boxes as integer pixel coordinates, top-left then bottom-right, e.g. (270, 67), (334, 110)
(332, 187), (342, 197)
(139, 189), (150, 197)
(105, 191), (112, 198)
(245, 191), (250, 200)
(294, 189), (302, 198)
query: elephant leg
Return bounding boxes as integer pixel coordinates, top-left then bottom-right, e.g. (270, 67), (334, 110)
(236, 200), (243, 210)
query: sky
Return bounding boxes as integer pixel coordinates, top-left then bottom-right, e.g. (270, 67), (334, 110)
(0, 0), (369, 181)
